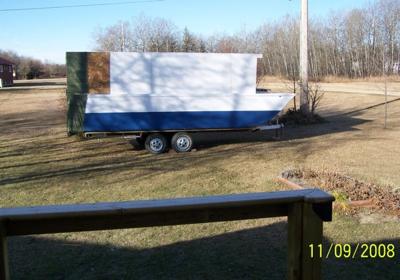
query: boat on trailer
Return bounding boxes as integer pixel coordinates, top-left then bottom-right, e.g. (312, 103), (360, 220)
(66, 52), (294, 154)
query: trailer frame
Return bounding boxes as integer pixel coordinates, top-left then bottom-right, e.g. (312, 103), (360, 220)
(81, 123), (285, 154)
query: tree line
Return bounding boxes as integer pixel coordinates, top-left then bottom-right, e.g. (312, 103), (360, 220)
(93, 0), (400, 79)
(0, 50), (66, 80)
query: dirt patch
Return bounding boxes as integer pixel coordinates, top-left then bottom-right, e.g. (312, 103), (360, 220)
(281, 169), (400, 218)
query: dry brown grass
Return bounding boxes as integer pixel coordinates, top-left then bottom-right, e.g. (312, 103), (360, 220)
(259, 75), (400, 97)
(321, 75), (400, 83)
(259, 75), (400, 84)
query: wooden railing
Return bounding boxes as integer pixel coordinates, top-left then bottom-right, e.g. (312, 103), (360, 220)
(0, 189), (334, 280)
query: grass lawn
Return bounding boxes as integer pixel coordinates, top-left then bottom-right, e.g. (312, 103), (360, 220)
(0, 83), (399, 279)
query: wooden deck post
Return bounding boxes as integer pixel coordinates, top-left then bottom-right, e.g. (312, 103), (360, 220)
(288, 202), (303, 280)
(301, 203), (323, 279)
(0, 222), (10, 280)
(288, 202), (323, 280)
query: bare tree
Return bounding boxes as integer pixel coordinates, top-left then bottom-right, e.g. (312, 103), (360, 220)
(0, 49), (65, 79)
(182, 27), (198, 52)
(93, 21), (133, 52)
(92, 0), (400, 79)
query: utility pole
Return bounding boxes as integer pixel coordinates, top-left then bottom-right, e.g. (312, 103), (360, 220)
(299, 0), (309, 114)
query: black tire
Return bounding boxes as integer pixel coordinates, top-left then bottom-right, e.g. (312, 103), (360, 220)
(130, 137), (145, 150)
(145, 133), (168, 154)
(171, 132), (193, 153)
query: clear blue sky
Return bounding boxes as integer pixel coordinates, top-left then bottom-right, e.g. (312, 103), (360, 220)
(1, 0), (370, 64)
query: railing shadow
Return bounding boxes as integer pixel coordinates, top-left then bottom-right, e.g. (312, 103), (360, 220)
(8, 221), (399, 279)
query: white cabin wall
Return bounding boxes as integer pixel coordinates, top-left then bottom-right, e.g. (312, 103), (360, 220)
(110, 52), (262, 95)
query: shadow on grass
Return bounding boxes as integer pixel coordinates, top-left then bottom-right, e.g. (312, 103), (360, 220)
(0, 114), (372, 187)
(8, 221), (399, 280)
(196, 96), (400, 150)
(193, 112), (370, 150)
(0, 141), (272, 187)
(1, 97), (392, 188)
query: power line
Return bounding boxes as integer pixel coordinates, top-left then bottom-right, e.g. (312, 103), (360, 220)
(0, 0), (165, 12)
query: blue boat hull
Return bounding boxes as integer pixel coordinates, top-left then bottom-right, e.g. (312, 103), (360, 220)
(83, 111), (281, 132)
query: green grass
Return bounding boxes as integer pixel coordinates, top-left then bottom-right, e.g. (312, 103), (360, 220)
(0, 87), (399, 279)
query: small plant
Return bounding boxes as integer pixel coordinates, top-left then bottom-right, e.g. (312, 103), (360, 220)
(308, 83), (325, 114)
(278, 108), (325, 125)
(331, 190), (348, 202)
(331, 190), (351, 212)
(278, 81), (325, 125)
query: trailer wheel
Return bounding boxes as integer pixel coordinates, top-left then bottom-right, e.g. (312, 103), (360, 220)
(171, 132), (193, 153)
(145, 133), (168, 154)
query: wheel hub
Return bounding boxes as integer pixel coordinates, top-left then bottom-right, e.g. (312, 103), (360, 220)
(177, 137), (190, 150)
(149, 138), (163, 152)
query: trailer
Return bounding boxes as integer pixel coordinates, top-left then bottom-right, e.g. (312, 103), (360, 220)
(66, 52), (294, 154)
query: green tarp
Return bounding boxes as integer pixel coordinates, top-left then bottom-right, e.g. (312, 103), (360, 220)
(66, 52), (88, 135)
